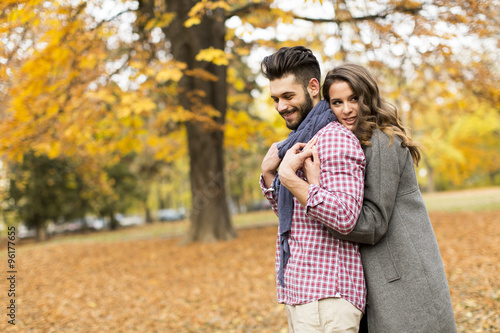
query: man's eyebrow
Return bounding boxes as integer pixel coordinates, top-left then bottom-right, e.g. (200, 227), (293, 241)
(271, 91), (295, 98)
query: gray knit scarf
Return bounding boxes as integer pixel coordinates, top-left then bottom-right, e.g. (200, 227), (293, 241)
(273, 99), (336, 287)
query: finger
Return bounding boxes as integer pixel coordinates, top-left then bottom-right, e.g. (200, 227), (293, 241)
(304, 156), (314, 168)
(306, 137), (318, 148)
(311, 146), (320, 165)
(295, 142), (307, 148)
(292, 142), (307, 152)
(304, 137), (317, 150)
(298, 148), (314, 159)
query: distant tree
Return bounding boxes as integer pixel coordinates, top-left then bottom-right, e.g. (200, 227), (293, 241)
(5, 153), (89, 241)
(98, 156), (142, 230)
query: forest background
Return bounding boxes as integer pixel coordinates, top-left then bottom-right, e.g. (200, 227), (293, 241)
(0, 0), (499, 242)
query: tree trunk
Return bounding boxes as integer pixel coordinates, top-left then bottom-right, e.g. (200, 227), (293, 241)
(163, 0), (235, 242)
(143, 200), (153, 224)
(423, 158), (435, 193)
(109, 210), (119, 230)
(35, 223), (43, 242)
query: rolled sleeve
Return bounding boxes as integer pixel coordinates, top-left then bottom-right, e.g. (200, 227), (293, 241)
(306, 184), (322, 207)
(259, 174), (279, 215)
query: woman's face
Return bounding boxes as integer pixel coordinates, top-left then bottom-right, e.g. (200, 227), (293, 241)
(328, 81), (359, 131)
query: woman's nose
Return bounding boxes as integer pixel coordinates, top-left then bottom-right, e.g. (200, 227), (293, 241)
(343, 102), (353, 114)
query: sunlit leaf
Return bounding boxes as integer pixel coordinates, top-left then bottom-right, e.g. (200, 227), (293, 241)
(195, 47), (229, 66)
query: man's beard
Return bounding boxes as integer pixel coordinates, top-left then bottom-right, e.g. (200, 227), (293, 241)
(286, 91), (314, 130)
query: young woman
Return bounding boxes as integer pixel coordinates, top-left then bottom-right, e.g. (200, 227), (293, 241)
(302, 63), (457, 332)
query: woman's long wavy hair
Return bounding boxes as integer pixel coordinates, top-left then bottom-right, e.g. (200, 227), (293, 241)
(323, 63), (421, 165)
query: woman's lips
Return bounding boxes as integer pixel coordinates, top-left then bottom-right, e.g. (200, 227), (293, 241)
(343, 116), (356, 125)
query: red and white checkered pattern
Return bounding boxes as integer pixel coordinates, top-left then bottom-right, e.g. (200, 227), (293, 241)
(261, 121), (366, 312)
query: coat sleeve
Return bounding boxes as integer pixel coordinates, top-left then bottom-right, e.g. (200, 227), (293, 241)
(328, 131), (402, 245)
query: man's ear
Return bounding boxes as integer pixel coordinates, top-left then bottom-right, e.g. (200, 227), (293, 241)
(307, 78), (321, 99)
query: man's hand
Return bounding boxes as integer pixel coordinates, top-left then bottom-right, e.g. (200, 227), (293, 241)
(278, 141), (315, 207)
(261, 142), (282, 188)
(303, 138), (320, 186)
(280, 143), (310, 179)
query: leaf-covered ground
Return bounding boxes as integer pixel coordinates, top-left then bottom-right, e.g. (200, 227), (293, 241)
(2, 211), (499, 332)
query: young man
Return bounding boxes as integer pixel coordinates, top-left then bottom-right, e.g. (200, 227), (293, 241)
(259, 46), (366, 332)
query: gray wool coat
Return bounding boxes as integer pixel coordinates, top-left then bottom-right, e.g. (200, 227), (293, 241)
(329, 129), (457, 333)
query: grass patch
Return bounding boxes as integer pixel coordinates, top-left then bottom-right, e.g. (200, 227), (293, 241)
(422, 187), (500, 213)
(18, 211), (278, 248)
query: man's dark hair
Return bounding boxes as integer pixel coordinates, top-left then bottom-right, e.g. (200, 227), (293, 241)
(261, 46), (321, 90)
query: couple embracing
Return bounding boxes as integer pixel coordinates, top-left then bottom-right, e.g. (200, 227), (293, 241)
(259, 46), (456, 333)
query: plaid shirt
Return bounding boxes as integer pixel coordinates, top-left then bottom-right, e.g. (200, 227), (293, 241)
(260, 121), (366, 311)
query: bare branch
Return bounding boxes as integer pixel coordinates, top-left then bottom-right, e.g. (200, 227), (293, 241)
(5, 27), (28, 65)
(294, 4), (423, 24)
(0, 3), (17, 21)
(90, 9), (135, 31)
(225, 2), (271, 19)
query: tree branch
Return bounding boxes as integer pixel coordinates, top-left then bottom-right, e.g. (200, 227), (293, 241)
(293, 4), (423, 24)
(90, 9), (135, 31)
(225, 2), (271, 19)
(5, 27), (28, 65)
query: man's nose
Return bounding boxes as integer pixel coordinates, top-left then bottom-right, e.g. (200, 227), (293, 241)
(277, 99), (288, 112)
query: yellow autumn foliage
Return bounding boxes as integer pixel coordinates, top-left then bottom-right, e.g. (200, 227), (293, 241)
(185, 68), (219, 82)
(195, 47), (229, 66)
(145, 12), (176, 30)
(155, 61), (187, 83)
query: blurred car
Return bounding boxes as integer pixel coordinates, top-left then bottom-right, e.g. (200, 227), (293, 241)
(18, 224), (36, 239)
(157, 209), (185, 222)
(118, 215), (145, 227)
(86, 217), (107, 230)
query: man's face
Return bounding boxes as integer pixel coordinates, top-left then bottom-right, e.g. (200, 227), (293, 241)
(270, 75), (314, 130)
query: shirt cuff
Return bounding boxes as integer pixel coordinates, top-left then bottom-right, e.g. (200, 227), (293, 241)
(260, 174), (275, 196)
(306, 183), (324, 209)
